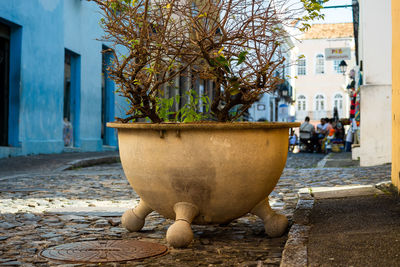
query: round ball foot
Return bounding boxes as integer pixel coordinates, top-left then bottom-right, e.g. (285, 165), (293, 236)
(251, 198), (288, 238)
(264, 213), (288, 237)
(121, 209), (145, 232)
(166, 220), (194, 248)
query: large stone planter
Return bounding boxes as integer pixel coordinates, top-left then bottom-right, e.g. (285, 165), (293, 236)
(108, 122), (299, 248)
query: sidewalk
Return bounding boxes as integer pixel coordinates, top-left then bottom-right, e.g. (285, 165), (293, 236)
(280, 162), (399, 267)
(308, 191), (400, 266)
(0, 151), (119, 179)
(281, 153), (400, 267)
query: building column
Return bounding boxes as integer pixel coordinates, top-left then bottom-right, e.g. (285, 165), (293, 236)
(392, 1), (400, 189)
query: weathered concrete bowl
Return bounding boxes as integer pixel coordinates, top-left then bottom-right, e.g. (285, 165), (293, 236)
(108, 122), (299, 248)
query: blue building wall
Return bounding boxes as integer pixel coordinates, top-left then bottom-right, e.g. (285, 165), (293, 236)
(0, 0), (121, 157)
(64, 0), (104, 151)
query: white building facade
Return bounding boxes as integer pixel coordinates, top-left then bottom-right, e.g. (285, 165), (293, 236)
(294, 23), (356, 123)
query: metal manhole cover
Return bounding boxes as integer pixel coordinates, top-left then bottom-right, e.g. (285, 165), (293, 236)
(40, 240), (168, 263)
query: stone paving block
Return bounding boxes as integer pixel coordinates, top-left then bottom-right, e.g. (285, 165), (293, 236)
(292, 199), (314, 226)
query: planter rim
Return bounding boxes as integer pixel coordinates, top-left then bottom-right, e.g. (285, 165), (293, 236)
(107, 121), (300, 130)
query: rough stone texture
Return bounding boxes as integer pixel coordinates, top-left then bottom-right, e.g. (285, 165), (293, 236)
(284, 153), (326, 169)
(280, 224), (310, 267)
(292, 199), (314, 227)
(0, 152), (392, 266)
(280, 188), (314, 267)
(308, 195), (400, 267)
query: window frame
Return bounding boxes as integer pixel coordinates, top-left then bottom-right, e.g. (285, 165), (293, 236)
(315, 54), (325, 74)
(297, 56), (306, 76)
(314, 94), (325, 111)
(297, 95), (307, 111)
(333, 93), (344, 110)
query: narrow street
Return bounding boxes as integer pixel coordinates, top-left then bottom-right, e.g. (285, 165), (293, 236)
(0, 0), (397, 266)
(0, 152), (391, 266)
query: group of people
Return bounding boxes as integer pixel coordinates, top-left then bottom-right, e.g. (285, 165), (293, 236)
(297, 116), (345, 153)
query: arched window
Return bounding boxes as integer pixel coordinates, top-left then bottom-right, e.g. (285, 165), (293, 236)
(297, 95), (306, 111)
(315, 94), (325, 111)
(316, 54), (324, 74)
(297, 56), (306, 76)
(334, 93), (343, 110)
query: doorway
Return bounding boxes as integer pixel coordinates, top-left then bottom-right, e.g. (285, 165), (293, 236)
(101, 47), (115, 145)
(63, 49), (81, 147)
(0, 24), (10, 146)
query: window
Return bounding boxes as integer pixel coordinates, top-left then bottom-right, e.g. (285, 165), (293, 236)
(315, 94), (325, 111)
(333, 60), (341, 74)
(297, 56), (306, 76)
(257, 104), (266, 111)
(334, 93), (343, 110)
(297, 95), (306, 111)
(191, 2), (199, 17)
(315, 54), (324, 74)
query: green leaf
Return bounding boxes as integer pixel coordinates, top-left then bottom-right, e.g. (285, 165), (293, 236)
(216, 55), (228, 65)
(236, 51), (248, 66)
(215, 56), (231, 73)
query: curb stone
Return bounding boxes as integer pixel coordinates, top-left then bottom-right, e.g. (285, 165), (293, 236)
(280, 191), (313, 267)
(55, 155), (120, 171)
(280, 224), (310, 267)
(299, 185), (384, 199)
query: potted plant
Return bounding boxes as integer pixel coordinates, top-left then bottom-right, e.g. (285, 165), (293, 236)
(92, 0), (325, 248)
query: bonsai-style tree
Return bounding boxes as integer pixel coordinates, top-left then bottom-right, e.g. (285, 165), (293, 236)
(93, 0), (326, 123)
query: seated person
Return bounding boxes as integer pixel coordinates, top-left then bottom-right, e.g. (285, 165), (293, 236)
(316, 118), (327, 139)
(325, 118), (333, 134)
(289, 131), (297, 152)
(299, 116), (315, 152)
(333, 121), (345, 140)
(325, 128), (336, 153)
(315, 118), (327, 152)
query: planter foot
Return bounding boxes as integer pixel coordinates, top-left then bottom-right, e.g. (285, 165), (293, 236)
(121, 199), (152, 232)
(251, 198), (288, 237)
(166, 202), (199, 248)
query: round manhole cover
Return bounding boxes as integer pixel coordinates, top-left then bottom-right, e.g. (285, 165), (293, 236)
(40, 240), (168, 263)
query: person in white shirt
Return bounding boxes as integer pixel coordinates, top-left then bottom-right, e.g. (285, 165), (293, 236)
(345, 118), (357, 152)
(299, 116), (315, 152)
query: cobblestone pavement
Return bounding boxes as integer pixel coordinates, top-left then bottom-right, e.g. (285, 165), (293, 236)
(0, 153), (391, 266)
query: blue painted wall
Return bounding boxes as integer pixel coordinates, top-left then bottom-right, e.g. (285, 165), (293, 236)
(0, 0), (121, 157)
